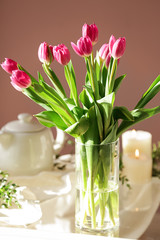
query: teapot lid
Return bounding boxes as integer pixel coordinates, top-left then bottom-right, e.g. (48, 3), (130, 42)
(3, 113), (45, 133)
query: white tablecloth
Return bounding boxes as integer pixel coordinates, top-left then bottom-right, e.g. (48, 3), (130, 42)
(0, 154), (160, 239)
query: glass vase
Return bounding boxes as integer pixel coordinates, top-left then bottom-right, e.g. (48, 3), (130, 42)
(75, 139), (119, 235)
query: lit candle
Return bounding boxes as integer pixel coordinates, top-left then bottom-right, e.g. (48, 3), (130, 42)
(122, 130), (152, 158)
(122, 130), (152, 184)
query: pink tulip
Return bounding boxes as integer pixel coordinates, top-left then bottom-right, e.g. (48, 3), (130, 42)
(99, 44), (109, 61)
(71, 36), (92, 57)
(1, 58), (18, 74)
(53, 44), (70, 65)
(38, 42), (53, 65)
(105, 53), (111, 68)
(109, 35), (126, 59)
(82, 23), (98, 45)
(10, 70), (31, 90)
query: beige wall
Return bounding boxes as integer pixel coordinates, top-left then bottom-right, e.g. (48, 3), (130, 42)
(0, 0), (160, 148)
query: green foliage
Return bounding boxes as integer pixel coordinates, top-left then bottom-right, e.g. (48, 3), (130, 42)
(17, 50), (160, 145)
(0, 171), (21, 209)
(35, 111), (68, 129)
(117, 106), (160, 137)
(152, 141), (160, 178)
(135, 75), (160, 109)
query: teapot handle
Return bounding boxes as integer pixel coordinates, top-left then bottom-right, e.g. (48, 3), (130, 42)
(53, 128), (67, 155)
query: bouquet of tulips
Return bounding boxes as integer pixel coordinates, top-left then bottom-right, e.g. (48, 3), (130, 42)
(1, 23), (160, 230)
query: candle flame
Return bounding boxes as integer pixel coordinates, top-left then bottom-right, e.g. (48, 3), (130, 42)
(131, 129), (136, 136)
(135, 149), (139, 159)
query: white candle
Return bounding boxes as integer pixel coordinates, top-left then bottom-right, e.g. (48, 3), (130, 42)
(123, 150), (152, 184)
(122, 130), (152, 158)
(122, 130), (152, 184)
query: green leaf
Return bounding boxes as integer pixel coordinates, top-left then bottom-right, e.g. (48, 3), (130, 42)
(98, 92), (115, 106)
(65, 115), (89, 138)
(33, 82), (76, 125)
(98, 102), (112, 137)
(84, 84), (95, 100)
(64, 98), (76, 111)
(72, 106), (85, 120)
(79, 88), (93, 109)
(42, 64), (66, 98)
(37, 72), (44, 83)
(98, 81), (105, 98)
(117, 106), (160, 137)
(135, 75), (160, 109)
(47, 102), (72, 126)
(36, 81), (72, 114)
(101, 121), (118, 144)
(22, 87), (52, 111)
(35, 111), (68, 130)
(95, 103), (103, 142)
(83, 106), (100, 144)
(113, 106), (134, 121)
(64, 61), (79, 107)
(113, 74), (126, 93)
(101, 64), (108, 88)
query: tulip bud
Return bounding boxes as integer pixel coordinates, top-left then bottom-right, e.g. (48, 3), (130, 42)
(82, 23), (98, 45)
(53, 44), (71, 65)
(71, 36), (92, 57)
(38, 42), (54, 65)
(99, 44), (109, 61)
(109, 35), (126, 59)
(1, 58), (18, 74)
(10, 70), (31, 90)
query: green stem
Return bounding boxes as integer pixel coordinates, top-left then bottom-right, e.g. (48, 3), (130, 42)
(43, 64), (66, 98)
(105, 58), (117, 95)
(89, 174), (96, 228)
(91, 52), (95, 69)
(99, 192), (105, 226)
(97, 161), (106, 227)
(87, 57), (99, 100)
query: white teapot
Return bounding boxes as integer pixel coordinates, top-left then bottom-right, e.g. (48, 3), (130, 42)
(0, 113), (66, 176)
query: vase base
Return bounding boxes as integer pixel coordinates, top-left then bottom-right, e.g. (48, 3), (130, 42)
(75, 224), (119, 237)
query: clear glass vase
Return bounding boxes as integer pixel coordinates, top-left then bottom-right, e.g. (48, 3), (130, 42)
(75, 139), (119, 235)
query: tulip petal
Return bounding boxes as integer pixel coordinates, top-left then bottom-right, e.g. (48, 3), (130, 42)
(1, 58), (18, 74)
(10, 81), (22, 91)
(38, 42), (53, 65)
(10, 70), (31, 89)
(82, 23), (98, 45)
(99, 44), (109, 61)
(53, 44), (70, 65)
(71, 42), (84, 57)
(112, 37), (126, 59)
(109, 35), (116, 53)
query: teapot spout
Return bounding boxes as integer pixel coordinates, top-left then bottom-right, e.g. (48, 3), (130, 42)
(0, 131), (13, 149)
(53, 128), (67, 155)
